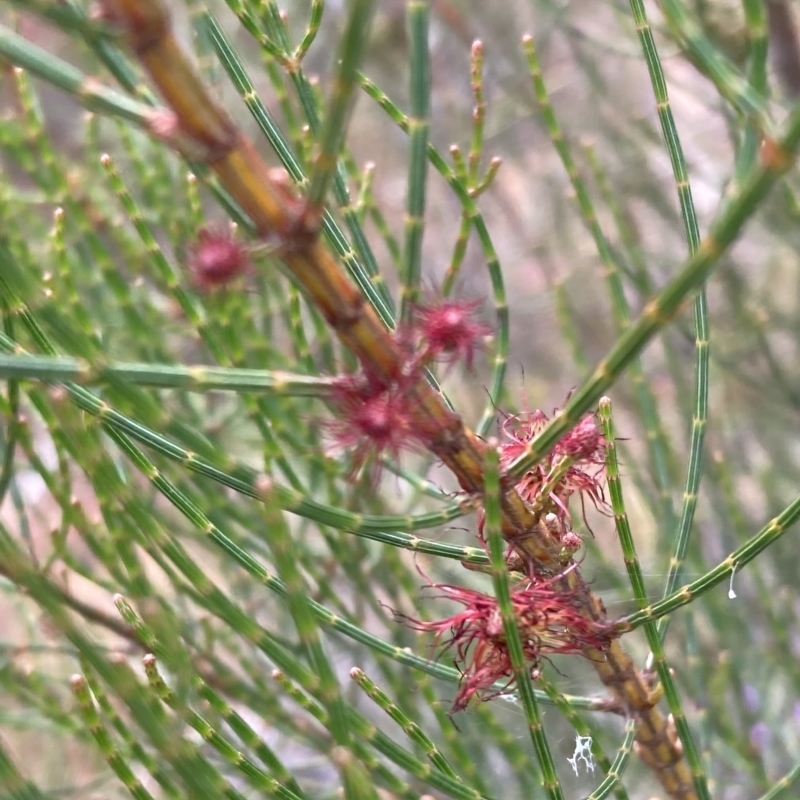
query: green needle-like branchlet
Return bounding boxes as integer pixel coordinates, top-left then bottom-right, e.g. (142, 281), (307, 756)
(399, 0), (431, 324)
(600, 399), (706, 799)
(3, 2), (800, 799)
(483, 443), (563, 800)
(350, 667), (461, 780)
(71, 674), (157, 800)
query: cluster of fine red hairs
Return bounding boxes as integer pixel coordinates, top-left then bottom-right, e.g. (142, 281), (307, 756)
(326, 298), (490, 480)
(403, 405), (615, 712)
(498, 408), (609, 527)
(186, 227), (252, 291)
(322, 288), (614, 710)
(400, 567), (616, 712)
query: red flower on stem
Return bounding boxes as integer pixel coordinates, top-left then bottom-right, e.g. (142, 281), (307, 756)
(326, 369), (427, 481)
(409, 298), (491, 371)
(187, 227), (251, 291)
(400, 569), (616, 711)
(499, 408), (609, 525)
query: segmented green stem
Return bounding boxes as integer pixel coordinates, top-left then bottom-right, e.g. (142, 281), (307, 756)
(294, 0), (324, 62)
(80, 661), (181, 799)
(755, 760), (800, 800)
(255, 478), (377, 800)
(0, 737), (52, 800)
(600, 398), (707, 799)
(350, 667), (460, 780)
(399, 0), (430, 323)
(0, 353), (336, 394)
(0, 26), (153, 126)
(443, 42), (498, 297)
(139, 652), (307, 800)
(537, 679), (630, 800)
(658, 0), (770, 122)
(271, 670), (438, 800)
(483, 443), (563, 799)
(583, 722), (638, 800)
(621, 488), (800, 630)
(305, 0), (376, 213)
(506, 102), (800, 479)
(625, 0), (708, 652)
(191, 674), (307, 799)
(70, 675), (157, 800)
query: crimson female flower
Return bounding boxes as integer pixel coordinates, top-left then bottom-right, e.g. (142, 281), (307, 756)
(410, 298), (491, 371)
(401, 573), (616, 711)
(187, 227), (250, 290)
(326, 369), (425, 480)
(499, 408), (608, 525)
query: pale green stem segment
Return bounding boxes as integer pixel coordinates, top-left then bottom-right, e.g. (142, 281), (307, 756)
(80, 661), (182, 799)
(0, 738), (52, 800)
(0, 353), (335, 395)
(350, 667), (460, 780)
(600, 399), (709, 800)
(192, 675), (308, 799)
(621, 488), (800, 630)
(400, 0), (431, 324)
(358, 74), (509, 434)
(269, 672), (419, 800)
(582, 723), (638, 800)
(506, 101), (800, 479)
(624, 0), (708, 653)
(754, 760), (800, 800)
(113, 598), (307, 800)
(305, 0), (376, 213)
(70, 674), (158, 800)
(443, 42), (495, 297)
(294, 0), (324, 62)
(732, 0), (769, 182)
(0, 26), (153, 126)
(538, 678), (630, 800)
(483, 443), (564, 800)
(658, 0), (770, 122)
(254, 475), (378, 800)
(272, 668), (486, 800)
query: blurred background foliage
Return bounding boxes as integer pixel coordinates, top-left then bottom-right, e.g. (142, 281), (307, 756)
(1, 0), (800, 798)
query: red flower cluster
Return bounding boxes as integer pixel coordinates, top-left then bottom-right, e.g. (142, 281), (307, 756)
(326, 369), (427, 480)
(187, 227), (251, 291)
(326, 298), (489, 479)
(408, 298), (491, 371)
(499, 409), (608, 526)
(402, 572), (616, 711)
